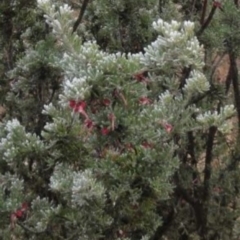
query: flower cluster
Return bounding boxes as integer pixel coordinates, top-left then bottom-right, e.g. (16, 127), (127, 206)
(3, 1), (238, 237)
(10, 202), (28, 229)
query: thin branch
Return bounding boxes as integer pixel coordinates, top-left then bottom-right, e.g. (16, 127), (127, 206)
(151, 206), (176, 240)
(234, 0), (239, 8)
(203, 126), (217, 203)
(225, 59), (232, 94)
(229, 51), (240, 131)
(197, 126), (217, 238)
(200, 0), (208, 25)
(17, 222), (46, 235)
(72, 0), (91, 34)
(191, 0), (197, 17)
(197, 5), (217, 36)
(179, 66), (192, 89)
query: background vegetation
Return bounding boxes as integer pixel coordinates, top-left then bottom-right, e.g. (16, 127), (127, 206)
(1, 0), (240, 239)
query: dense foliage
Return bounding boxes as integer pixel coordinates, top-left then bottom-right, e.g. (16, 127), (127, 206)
(1, 0), (240, 239)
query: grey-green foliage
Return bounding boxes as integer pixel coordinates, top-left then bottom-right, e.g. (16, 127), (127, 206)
(0, 0), (47, 103)
(70, 0), (161, 53)
(0, 0), (239, 240)
(201, 1), (240, 53)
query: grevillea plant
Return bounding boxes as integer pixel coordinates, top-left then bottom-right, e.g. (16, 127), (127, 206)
(0, 1), (238, 240)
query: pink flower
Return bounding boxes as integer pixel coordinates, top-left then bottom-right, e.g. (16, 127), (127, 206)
(101, 127), (110, 135)
(69, 100), (88, 119)
(141, 141), (153, 149)
(134, 73), (145, 81)
(84, 119), (94, 129)
(213, 1), (223, 11)
(10, 202), (29, 229)
(102, 98), (111, 106)
(139, 96), (151, 105)
(15, 209), (23, 218)
(213, 1), (221, 8)
(133, 72), (149, 83)
(108, 113), (115, 121)
(162, 122), (173, 133)
(69, 100), (86, 112)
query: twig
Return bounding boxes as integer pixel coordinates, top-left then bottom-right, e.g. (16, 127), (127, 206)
(17, 222), (46, 235)
(197, 4), (217, 36)
(200, 0), (208, 25)
(203, 126), (217, 203)
(72, 0), (91, 34)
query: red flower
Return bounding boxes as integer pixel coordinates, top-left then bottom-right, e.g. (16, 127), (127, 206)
(84, 119), (94, 129)
(69, 100), (86, 112)
(101, 127), (110, 135)
(69, 100), (88, 119)
(213, 1), (223, 11)
(162, 122), (173, 133)
(141, 141), (153, 149)
(10, 202), (29, 229)
(213, 1), (221, 8)
(139, 96), (152, 105)
(133, 71), (149, 83)
(108, 113), (115, 121)
(15, 209), (23, 218)
(102, 98), (111, 106)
